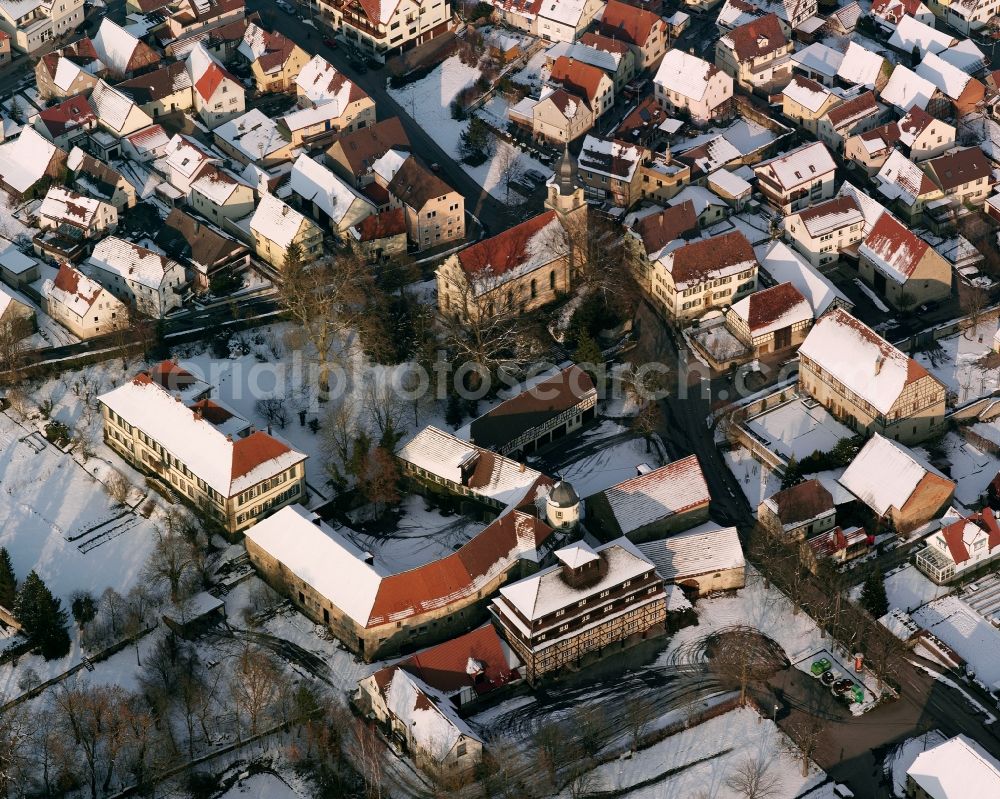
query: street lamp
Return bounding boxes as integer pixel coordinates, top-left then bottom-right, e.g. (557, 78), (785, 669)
(772, 703), (779, 721)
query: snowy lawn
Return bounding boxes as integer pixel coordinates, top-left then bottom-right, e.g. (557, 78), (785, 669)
(919, 432), (1000, 506)
(886, 730), (948, 797)
(0, 188), (32, 239)
(874, 565), (952, 614)
(387, 55), (552, 205)
(912, 595), (1000, 690)
(553, 420), (661, 499)
(723, 446), (782, 509)
(556, 707), (825, 799)
(744, 397), (855, 462)
(913, 320), (1000, 403)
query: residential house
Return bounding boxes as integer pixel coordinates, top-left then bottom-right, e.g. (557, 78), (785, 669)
(292, 54), (376, 139)
(84, 237), (186, 317)
(100, 371), (307, 536)
(90, 80), (155, 138)
(636, 154), (692, 204)
(325, 116), (409, 188)
(874, 149), (943, 223)
(871, 0), (935, 30)
(578, 34), (638, 88)
(0, 126), (67, 198)
(803, 525), (871, 571)
(715, 14), (793, 95)
(35, 187), (118, 262)
(916, 52), (985, 117)
(349, 208), (407, 263)
(905, 735), (1000, 797)
(214, 109), (296, 167)
(783, 195), (865, 267)
(798, 308), (948, 444)
(0, 285), (33, 336)
(887, 14), (956, 59)
(781, 76), (840, 135)
(789, 42), (844, 87)
(759, 480), (837, 540)
(898, 106), (955, 161)
(511, 86), (595, 144)
(248, 192), (323, 269)
(534, 0), (604, 41)
(651, 229), (758, 323)
(757, 240), (854, 316)
(839, 434), (955, 532)
(845, 123), (901, 175)
(725, 281), (813, 356)
(468, 365), (598, 457)
(927, 0), (1000, 33)
(917, 509), (1000, 583)
(160, 134), (220, 197)
(716, 0), (766, 31)
(159, 208), (250, 292)
(858, 212), (951, 309)
(34, 95), (97, 150)
(187, 44), (245, 129)
(836, 42), (890, 90)
(587, 456), (711, 542)
(190, 166), (255, 227)
(42, 262), (126, 339)
(116, 62), (196, 119)
(816, 91), (885, 153)
(313, 0), (454, 59)
(924, 147), (994, 209)
(654, 50), (734, 125)
(548, 55), (614, 118)
(637, 526), (746, 595)
(625, 200), (698, 287)
(35, 40), (105, 100)
(91, 18), (159, 78)
(0, 0), (83, 53)
(123, 125), (172, 162)
(576, 135), (645, 207)
(287, 153), (375, 236)
(599, 0), (668, 69)
(436, 211), (568, 320)
(491, 540), (667, 682)
(754, 141), (836, 214)
(66, 148), (137, 212)
(0, 236), (40, 287)
(372, 152), (464, 250)
(487, 0), (542, 32)
(238, 24), (309, 93)
(880, 64), (938, 113)
(827, 1), (863, 33)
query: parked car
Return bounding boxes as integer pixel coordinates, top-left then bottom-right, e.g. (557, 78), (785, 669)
(349, 57), (368, 73)
(323, 37), (337, 48)
(810, 658), (832, 676)
(524, 168), (547, 184)
(429, 162), (441, 173)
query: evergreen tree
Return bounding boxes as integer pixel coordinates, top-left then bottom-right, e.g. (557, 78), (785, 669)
(574, 331), (605, 389)
(283, 241), (304, 273)
(445, 391), (463, 428)
(0, 547), (15, 610)
(14, 571), (70, 660)
(859, 571), (889, 619)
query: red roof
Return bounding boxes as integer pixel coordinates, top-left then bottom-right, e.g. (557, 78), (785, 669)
(940, 508), (1000, 564)
(826, 91), (879, 128)
(366, 512), (555, 627)
(630, 200), (698, 254)
(579, 31), (632, 56)
(600, 0), (663, 46)
(188, 398), (234, 425)
(549, 55), (606, 105)
(769, 479), (834, 525)
(722, 14), (788, 62)
(195, 61), (237, 101)
(743, 282), (810, 333)
(667, 230), (757, 287)
(808, 526), (869, 558)
(231, 431), (292, 480)
(457, 210), (560, 278)
(38, 95), (96, 137)
(863, 213), (929, 279)
(355, 207), (406, 241)
(53, 262), (100, 308)
(926, 147), (993, 192)
(149, 359), (201, 391)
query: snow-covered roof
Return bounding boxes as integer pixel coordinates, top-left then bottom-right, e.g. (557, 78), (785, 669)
(91, 79), (150, 133)
(386, 670), (481, 761)
(238, 21), (268, 61)
(756, 240), (851, 316)
(294, 54), (367, 117)
(0, 127), (58, 193)
(838, 180), (889, 232)
(397, 426), (547, 512)
(0, 236), (38, 275)
(668, 185), (728, 216)
(249, 192), (308, 248)
(729, 281), (812, 337)
(545, 40), (620, 72)
(708, 169), (752, 198)
(916, 52), (972, 100)
(191, 167), (247, 205)
(782, 75), (836, 113)
(538, 0), (590, 25)
(85, 236), (181, 290)
(288, 153), (373, 227)
(456, 210), (567, 289)
(53, 55), (104, 92)
(791, 42), (844, 78)
(938, 39), (986, 73)
(600, 455), (709, 536)
(497, 537), (657, 622)
(370, 147), (409, 184)
(638, 526), (744, 582)
(840, 433), (950, 516)
(907, 735), (1000, 797)
(874, 150), (938, 207)
(92, 18), (144, 75)
(99, 373), (306, 497)
(796, 195), (864, 238)
(836, 42), (886, 89)
(879, 64), (937, 111)
(42, 262), (111, 318)
(214, 109), (289, 161)
(798, 308), (937, 416)
(163, 133), (218, 180)
(38, 186), (109, 227)
(888, 14), (954, 57)
(578, 135), (644, 181)
(654, 49), (723, 102)
(755, 141), (835, 191)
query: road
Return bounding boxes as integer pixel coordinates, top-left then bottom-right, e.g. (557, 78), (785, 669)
(246, 0), (520, 234)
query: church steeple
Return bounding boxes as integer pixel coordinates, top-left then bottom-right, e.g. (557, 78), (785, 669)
(555, 144), (577, 197)
(545, 144), (586, 222)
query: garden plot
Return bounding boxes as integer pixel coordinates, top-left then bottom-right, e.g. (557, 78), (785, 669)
(913, 321), (1000, 404)
(744, 397), (855, 461)
(555, 707), (825, 799)
(913, 595), (1000, 690)
(387, 55), (551, 204)
(723, 446), (782, 508)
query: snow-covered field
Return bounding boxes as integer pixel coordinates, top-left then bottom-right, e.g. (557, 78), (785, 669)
(387, 56), (552, 204)
(556, 707), (825, 799)
(913, 321), (999, 403)
(724, 446), (782, 509)
(913, 595), (1000, 690)
(878, 565), (953, 614)
(744, 398), (855, 462)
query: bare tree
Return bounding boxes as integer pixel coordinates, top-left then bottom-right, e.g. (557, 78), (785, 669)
(100, 587), (127, 639)
(348, 718), (386, 799)
(960, 281), (989, 340)
(707, 626), (782, 707)
(631, 402), (664, 453)
(255, 398), (289, 429)
(784, 715), (825, 778)
(105, 469), (131, 506)
(725, 756), (780, 799)
(321, 394), (360, 487)
(0, 318), (29, 377)
(54, 685), (132, 799)
(362, 375), (405, 442)
(0, 705), (32, 797)
(495, 143), (525, 206)
(143, 530), (194, 604)
(624, 697), (654, 751)
(230, 642), (281, 738)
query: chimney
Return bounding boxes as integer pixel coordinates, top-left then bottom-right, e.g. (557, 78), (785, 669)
(226, 434), (233, 441)
(267, 424), (272, 435)
(874, 355), (885, 375)
(193, 406), (202, 420)
(519, 461), (526, 472)
(363, 552), (375, 565)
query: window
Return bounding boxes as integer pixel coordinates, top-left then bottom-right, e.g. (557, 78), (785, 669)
(530, 279), (537, 299)
(549, 270), (556, 290)
(456, 743), (466, 757)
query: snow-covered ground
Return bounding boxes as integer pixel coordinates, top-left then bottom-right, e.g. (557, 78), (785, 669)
(555, 420), (661, 499)
(913, 321), (999, 403)
(218, 773), (304, 799)
(919, 432), (1000, 506)
(556, 707), (825, 799)
(387, 55), (552, 204)
(744, 398), (855, 462)
(688, 323), (748, 364)
(886, 730), (948, 797)
(724, 446), (782, 509)
(0, 188), (31, 239)
(913, 595), (1000, 690)
(876, 565), (953, 614)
